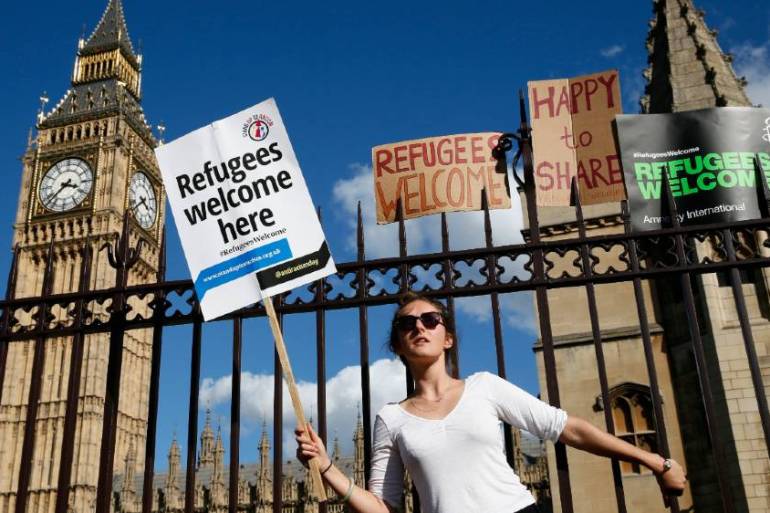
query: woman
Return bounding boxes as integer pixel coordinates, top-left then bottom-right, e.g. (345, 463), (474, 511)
(296, 292), (687, 513)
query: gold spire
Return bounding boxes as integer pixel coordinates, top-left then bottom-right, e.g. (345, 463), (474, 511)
(71, 0), (141, 98)
(81, 0), (137, 63)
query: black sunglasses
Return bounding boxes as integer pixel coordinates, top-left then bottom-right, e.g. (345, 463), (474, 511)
(393, 311), (445, 332)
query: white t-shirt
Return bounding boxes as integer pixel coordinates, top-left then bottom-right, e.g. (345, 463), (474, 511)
(368, 372), (567, 513)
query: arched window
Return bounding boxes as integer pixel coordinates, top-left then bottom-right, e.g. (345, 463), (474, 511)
(597, 383), (658, 475)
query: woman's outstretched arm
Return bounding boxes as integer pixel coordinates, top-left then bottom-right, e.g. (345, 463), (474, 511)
(559, 416), (687, 499)
(295, 423), (398, 513)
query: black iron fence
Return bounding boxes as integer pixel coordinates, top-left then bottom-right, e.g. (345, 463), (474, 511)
(1, 93), (769, 513)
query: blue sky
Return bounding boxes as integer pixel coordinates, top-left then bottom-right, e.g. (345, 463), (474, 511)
(1, 0), (769, 472)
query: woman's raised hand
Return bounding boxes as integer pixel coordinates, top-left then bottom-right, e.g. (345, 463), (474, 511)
(294, 422), (331, 470)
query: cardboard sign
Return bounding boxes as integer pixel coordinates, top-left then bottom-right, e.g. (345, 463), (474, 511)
(155, 98), (336, 320)
(617, 107), (770, 231)
(372, 133), (510, 224)
(528, 69), (625, 206)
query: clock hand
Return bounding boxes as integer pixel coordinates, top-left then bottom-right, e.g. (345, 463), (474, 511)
(44, 178), (73, 208)
(132, 196), (148, 213)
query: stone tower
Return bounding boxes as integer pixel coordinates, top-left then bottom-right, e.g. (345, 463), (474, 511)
(331, 432), (341, 463)
(0, 1), (164, 512)
(255, 422), (273, 513)
(641, 1), (769, 512)
(165, 435), (182, 511)
(353, 409), (365, 487)
(534, 1), (769, 513)
(209, 427), (227, 510)
(641, 0), (752, 113)
(120, 442), (138, 513)
(198, 409), (216, 468)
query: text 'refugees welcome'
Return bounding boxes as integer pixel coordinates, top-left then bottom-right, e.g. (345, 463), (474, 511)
(372, 133), (509, 224)
(175, 142), (294, 244)
(634, 151), (770, 199)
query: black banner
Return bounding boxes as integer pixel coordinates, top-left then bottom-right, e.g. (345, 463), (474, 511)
(256, 241), (330, 289)
(616, 107), (770, 232)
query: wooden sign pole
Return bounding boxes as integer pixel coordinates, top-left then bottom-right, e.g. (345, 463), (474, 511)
(262, 296), (328, 501)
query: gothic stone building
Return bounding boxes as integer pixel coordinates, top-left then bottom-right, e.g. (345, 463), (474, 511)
(110, 412), (550, 513)
(532, 1), (770, 512)
(0, 1), (164, 512)
(110, 412), (367, 513)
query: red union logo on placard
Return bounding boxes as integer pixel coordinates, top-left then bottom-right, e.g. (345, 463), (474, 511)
(242, 113), (274, 141)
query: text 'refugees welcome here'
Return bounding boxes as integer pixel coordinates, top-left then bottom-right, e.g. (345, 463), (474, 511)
(175, 142), (294, 244)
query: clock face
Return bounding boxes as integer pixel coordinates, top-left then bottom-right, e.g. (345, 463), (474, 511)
(38, 158), (93, 212)
(129, 172), (157, 229)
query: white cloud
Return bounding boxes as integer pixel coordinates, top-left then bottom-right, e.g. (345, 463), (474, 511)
(454, 292), (536, 334)
(331, 163), (438, 258)
(719, 18), (736, 33)
(199, 358), (407, 459)
(600, 45), (624, 58)
(331, 164), (531, 327)
(732, 41), (770, 107)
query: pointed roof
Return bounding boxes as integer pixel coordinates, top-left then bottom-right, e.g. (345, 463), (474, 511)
(214, 423), (225, 455)
(122, 441), (137, 494)
(39, 80), (154, 142)
(332, 433), (341, 461)
(641, 0), (751, 113)
(81, 0), (139, 67)
(202, 408), (215, 438)
(353, 405), (363, 440)
(169, 433), (181, 456)
(38, 0), (155, 146)
(125, 440), (136, 462)
(259, 420), (270, 449)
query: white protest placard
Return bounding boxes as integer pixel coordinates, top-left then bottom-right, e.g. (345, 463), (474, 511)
(156, 98), (335, 499)
(155, 98), (336, 321)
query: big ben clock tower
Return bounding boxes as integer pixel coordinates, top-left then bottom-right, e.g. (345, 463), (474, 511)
(0, 1), (165, 512)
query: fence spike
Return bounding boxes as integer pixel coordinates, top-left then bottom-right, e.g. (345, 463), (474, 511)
(440, 212), (449, 253)
(396, 197), (407, 259)
(42, 235), (56, 296)
(482, 188), (493, 249)
(357, 201), (365, 263)
(518, 88), (527, 127)
(754, 156), (770, 217)
(5, 244), (20, 301)
(157, 228), (167, 282)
